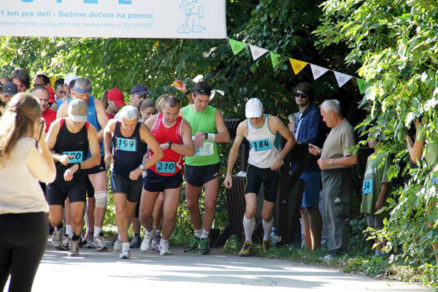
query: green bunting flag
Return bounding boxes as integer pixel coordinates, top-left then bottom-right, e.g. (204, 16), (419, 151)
(356, 78), (370, 94)
(270, 52), (282, 68)
(228, 39), (248, 55)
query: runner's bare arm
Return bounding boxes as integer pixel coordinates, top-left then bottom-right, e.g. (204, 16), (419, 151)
(94, 98), (109, 142)
(81, 125), (101, 169)
(169, 119), (195, 156)
(103, 120), (116, 165)
(213, 109), (230, 143)
(56, 102), (68, 119)
(45, 119), (69, 164)
(139, 124), (164, 170)
(270, 115), (296, 168)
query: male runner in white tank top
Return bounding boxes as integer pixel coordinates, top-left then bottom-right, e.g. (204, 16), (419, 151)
(224, 98), (295, 256)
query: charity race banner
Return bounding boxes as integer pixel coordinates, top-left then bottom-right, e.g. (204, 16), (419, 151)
(0, 0), (227, 39)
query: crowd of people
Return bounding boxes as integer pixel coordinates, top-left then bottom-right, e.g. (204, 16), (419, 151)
(1, 68), (435, 291)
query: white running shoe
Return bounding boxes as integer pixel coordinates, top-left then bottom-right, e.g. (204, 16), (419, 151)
(93, 234), (107, 251)
(113, 239), (122, 251)
(159, 240), (170, 256)
(51, 228), (63, 249)
(119, 249), (131, 259)
(140, 229), (155, 252)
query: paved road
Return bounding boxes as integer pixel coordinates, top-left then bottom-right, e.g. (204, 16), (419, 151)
(23, 244), (429, 292)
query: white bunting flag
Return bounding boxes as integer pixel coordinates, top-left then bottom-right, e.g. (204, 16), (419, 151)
(333, 71), (353, 88)
(249, 45), (269, 61)
(310, 64), (329, 80)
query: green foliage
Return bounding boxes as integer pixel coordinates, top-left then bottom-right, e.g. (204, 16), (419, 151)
(315, 0), (438, 286)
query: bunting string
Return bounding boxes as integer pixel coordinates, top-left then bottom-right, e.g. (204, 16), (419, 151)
(227, 38), (370, 94)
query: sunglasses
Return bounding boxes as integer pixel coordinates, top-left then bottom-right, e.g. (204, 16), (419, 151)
(295, 92), (307, 98)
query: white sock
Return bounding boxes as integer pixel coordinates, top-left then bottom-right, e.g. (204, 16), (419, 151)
(117, 233), (122, 241)
(200, 229), (209, 239)
(94, 226), (102, 237)
(262, 219), (274, 241)
(195, 228), (202, 238)
(243, 216), (255, 244)
(122, 242), (130, 252)
(160, 238), (168, 246)
(65, 225), (74, 238)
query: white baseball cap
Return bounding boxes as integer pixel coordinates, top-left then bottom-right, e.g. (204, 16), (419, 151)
(245, 98), (263, 118)
(64, 73), (79, 86)
(68, 99), (87, 122)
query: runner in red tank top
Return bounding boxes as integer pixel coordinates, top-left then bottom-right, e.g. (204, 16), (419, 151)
(148, 112), (184, 176)
(140, 95), (195, 255)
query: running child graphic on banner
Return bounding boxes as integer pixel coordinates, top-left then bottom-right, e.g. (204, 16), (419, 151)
(177, 0), (206, 34)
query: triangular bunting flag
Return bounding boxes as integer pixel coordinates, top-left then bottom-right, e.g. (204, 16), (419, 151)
(228, 39), (247, 55)
(270, 52), (282, 68)
(310, 64), (329, 80)
(249, 45), (269, 61)
(356, 78), (370, 94)
(334, 71), (353, 88)
(289, 58), (308, 75)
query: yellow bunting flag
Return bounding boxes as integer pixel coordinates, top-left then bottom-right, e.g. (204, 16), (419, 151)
(289, 58), (308, 75)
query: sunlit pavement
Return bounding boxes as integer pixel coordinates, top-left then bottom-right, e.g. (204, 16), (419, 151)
(23, 244), (430, 292)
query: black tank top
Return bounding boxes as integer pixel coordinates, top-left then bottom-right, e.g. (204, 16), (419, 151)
(111, 121), (147, 180)
(53, 119), (89, 174)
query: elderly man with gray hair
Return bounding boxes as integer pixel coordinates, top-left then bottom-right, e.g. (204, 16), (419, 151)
(103, 106), (163, 259)
(309, 99), (357, 260)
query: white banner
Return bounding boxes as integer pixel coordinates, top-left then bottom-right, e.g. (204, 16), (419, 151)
(0, 0), (227, 39)
(310, 64), (329, 80)
(333, 71), (353, 88)
(249, 45), (268, 61)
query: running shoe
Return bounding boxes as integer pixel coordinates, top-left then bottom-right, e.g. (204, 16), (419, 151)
(93, 234), (107, 251)
(238, 241), (252, 257)
(159, 240), (170, 256)
(262, 240), (272, 252)
(119, 249), (131, 259)
(68, 238), (80, 257)
(85, 232), (95, 249)
(184, 236), (200, 253)
(113, 239), (122, 251)
(199, 238), (210, 255)
(140, 229), (155, 252)
(151, 232), (161, 251)
(62, 234), (70, 250)
(130, 235), (142, 249)
(51, 228), (63, 249)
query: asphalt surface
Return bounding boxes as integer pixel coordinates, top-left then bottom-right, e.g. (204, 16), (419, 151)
(14, 242), (429, 292)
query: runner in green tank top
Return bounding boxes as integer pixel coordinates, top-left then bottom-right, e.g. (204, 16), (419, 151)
(177, 81), (230, 255)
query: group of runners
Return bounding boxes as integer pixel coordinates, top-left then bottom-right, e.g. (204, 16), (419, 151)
(1, 71), (297, 259)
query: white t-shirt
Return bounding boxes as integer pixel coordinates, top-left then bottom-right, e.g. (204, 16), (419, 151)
(0, 137), (49, 214)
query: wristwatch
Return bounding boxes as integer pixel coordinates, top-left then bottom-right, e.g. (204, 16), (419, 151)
(139, 164), (145, 171)
(168, 141), (173, 149)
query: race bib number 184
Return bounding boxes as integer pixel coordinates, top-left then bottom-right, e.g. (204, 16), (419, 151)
(251, 139), (272, 152)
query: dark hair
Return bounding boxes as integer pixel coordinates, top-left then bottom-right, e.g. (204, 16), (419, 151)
(31, 86), (49, 96)
(54, 79), (64, 89)
(0, 93), (42, 162)
(140, 98), (155, 111)
(192, 82), (211, 97)
(35, 74), (50, 85)
(163, 95), (180, 108)
(296, 82), (314, 102)
(69, 79), (76, 90)
(102, 90), (110, 108)
(11, 69), (30, 89)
